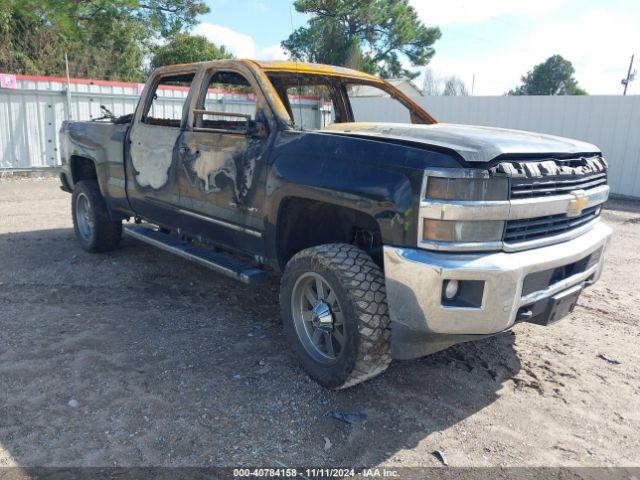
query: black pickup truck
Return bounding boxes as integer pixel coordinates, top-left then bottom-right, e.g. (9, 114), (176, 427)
(59, 59), (611, 389)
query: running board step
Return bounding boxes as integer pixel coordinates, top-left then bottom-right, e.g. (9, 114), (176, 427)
(124, 225), (267, 285)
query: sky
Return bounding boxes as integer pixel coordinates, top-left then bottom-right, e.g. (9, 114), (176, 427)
(194, 0), (640, 95)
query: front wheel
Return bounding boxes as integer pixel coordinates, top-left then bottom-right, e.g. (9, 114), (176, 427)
(280, 243), (391, 389)
(72, 180), (122, 253)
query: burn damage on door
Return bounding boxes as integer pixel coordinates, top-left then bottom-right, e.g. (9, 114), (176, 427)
(130, 125), (179, 190)
(178, 135), (265, 205)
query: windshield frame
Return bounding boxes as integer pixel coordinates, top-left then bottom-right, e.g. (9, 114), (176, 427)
(265, 72), (437, 130)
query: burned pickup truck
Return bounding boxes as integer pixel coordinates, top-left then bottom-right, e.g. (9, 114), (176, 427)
(59, 60), (611, 389)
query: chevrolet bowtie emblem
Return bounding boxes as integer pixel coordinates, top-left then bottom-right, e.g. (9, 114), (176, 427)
(567, 190), (588, 217)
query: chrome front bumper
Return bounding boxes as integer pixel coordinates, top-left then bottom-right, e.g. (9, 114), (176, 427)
(383, 221), (612, 348)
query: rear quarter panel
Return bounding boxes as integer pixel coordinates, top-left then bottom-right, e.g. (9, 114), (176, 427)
(60, 120), (131, 216)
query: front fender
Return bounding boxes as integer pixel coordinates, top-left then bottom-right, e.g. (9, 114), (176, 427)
(267, 154), (416, 245)
(262, 130), (461, 263)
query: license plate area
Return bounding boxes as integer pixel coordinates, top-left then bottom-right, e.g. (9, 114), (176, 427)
(518, 283), (584, 326)
(543, 283), (583, 325)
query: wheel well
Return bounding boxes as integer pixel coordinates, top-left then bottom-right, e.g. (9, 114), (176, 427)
(70, 156), (97, 184)
(276, 198), (383, 269)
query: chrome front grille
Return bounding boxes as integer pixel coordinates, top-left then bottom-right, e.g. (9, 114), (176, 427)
(510, 172), (607, 198)
(493, 156), (608, 199)
(495, 156), (607, 247)
(504, 206), (600, 243)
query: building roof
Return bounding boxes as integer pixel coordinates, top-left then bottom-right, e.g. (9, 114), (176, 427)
(386, 78), (424, 96)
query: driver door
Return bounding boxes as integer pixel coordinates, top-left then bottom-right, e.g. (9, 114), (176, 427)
(175, 66), (272, 255)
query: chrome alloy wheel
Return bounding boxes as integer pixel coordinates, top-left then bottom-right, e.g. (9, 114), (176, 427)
(291, 272), (346, 363)
(75, 192), (94, 241)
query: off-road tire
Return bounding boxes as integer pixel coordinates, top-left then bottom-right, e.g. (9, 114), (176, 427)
(280, 243), (391, 389)
(72, 180), (122, 253)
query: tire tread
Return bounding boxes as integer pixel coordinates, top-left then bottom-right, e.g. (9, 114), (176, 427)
(72, 180), (122, 253)
(281, 243), (391, 389)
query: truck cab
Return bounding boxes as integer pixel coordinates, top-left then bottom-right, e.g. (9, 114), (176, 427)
(59, 60), (611, 389)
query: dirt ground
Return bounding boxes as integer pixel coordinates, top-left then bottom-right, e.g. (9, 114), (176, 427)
(0, 177), (638, 469)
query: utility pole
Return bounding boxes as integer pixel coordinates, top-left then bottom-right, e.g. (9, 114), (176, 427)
(622, 54), (635, 95)
(471, 74), (475, 96)
(64, 53), (72, 120)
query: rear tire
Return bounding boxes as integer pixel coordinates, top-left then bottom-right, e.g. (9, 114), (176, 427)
(72, 180), (122, 253)
(280, 243), (391, 389)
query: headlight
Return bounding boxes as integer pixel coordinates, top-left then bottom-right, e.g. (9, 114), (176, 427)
(426, 176), (508, 201)
(419, 170), (508, 250)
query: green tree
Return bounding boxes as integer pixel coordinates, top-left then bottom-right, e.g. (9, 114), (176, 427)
(150, 34), (233, 69)
(509, 55), (587, 95)
(282, 0), (441, 79)
(0, 0), (208, 81)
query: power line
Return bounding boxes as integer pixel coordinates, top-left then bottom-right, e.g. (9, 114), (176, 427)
(487, 15), (525, 30)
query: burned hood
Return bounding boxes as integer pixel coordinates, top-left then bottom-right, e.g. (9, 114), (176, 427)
(321, 123), (600, 163)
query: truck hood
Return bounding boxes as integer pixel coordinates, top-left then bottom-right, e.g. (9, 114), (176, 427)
(321, 123), (600, 163)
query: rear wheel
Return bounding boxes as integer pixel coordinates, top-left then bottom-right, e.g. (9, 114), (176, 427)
(72, 180), (122, 253)
(280, 243), (391, 389)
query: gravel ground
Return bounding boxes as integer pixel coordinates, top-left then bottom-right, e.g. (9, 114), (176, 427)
(0, 178), (638, 468)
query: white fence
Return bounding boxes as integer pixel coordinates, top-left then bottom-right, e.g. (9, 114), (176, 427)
(1, 74), (639, 198)
(1, 76), (145, 170)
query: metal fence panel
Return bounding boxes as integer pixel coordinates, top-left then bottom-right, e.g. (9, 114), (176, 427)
(0, 88), (65, 169)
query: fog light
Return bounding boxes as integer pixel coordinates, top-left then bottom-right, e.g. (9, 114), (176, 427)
(442, 280), (485, 308)
(444, 279), (459, 299)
